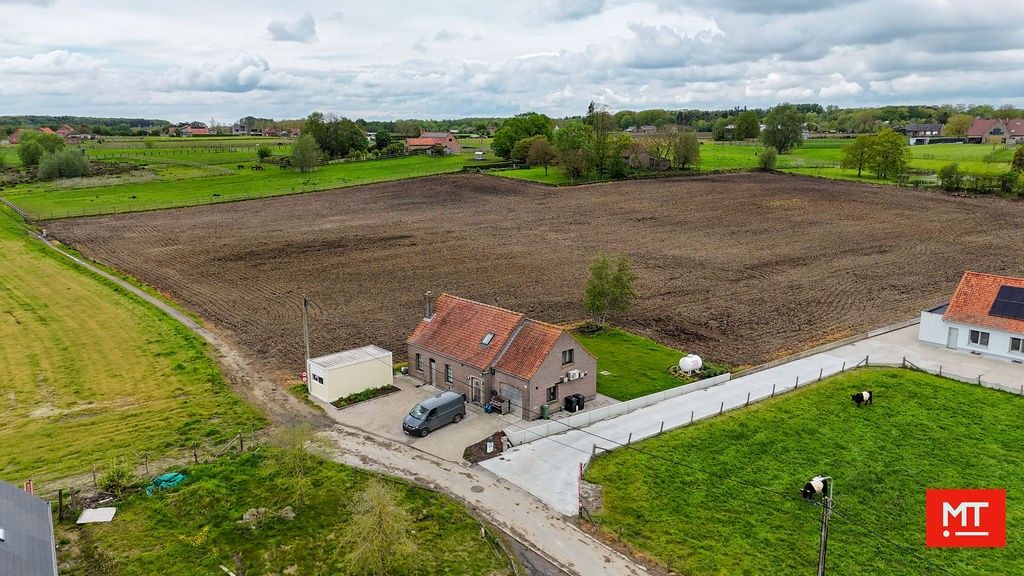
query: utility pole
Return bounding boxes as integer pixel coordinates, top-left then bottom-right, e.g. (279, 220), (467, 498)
(803, 475), (834, 576)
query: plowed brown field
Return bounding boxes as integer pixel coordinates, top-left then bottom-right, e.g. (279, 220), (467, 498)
(47, 172), (1024, 375)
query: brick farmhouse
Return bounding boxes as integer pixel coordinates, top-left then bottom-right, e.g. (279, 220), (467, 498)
(407, 294), (596, 420)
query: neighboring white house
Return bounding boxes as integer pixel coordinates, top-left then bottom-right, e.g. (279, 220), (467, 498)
(307, 345), (393, 403)
(919, 271), (1024, 362)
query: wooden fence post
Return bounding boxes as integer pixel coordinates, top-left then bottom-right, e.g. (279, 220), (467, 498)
(193, 443), (198, 464)
(239, 432), (244, 452)
(58, 489), (64, 522)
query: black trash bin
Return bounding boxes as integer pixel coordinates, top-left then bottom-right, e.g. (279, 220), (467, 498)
(564, 394), (579, 412)
(574, 393), (586, 410)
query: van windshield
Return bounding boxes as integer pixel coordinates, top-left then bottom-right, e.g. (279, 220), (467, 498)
(409, 404), (428, 419)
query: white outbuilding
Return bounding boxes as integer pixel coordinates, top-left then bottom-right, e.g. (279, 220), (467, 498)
(307, 345), (393, 403)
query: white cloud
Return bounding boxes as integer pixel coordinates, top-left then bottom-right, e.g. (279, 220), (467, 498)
(0, 50), (104, 75)
(0, 0), (56, 5)
(159, 53), (286, 93)
(818, 74), (863, 98)
(267, 13), (316, 43)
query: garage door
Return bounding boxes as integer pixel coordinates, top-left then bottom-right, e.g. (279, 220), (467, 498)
(498, 382), (523, 418)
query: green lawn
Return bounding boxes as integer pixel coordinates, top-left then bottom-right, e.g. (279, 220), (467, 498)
(0, 206), (265, 483)
(495, 139), (1016, 187)
(585, 368), (1024, 576)
(64, 449), (513, 576)
(4, 154), (471, 219)
(573, 327), (725, 400)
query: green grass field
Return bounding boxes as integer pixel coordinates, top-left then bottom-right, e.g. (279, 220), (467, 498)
(64, 449), (513, 576)
(585, 368), (1024, 575)
(494, 139), (1016, 187)
(573, 327), (725, 400)
(4, 154), (471, 219)
(0, 206), (264, 483)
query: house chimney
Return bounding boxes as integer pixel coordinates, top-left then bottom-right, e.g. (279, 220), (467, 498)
(424, 291), (435, 320)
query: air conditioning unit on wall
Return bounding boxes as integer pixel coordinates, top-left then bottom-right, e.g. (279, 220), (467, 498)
(567, 369), (581, 381)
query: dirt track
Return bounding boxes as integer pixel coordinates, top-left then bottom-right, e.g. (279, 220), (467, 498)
(48, 172), (1024, 374)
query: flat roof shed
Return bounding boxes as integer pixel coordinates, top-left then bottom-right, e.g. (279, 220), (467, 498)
(307, 345), (393, 403)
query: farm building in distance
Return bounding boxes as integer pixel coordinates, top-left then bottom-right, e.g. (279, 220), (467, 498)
(407, 293), (596, 420)
(966, 118), (1024, 144)
(0, 480), (58, 576)
(919, 271), (1024, 362)
(306, 345), (393, 403)
(404, 131), (462, 154)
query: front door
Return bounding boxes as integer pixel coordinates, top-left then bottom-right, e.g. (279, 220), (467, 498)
(429, 359), (436, 385)
(946, 327), (958, 349)
(469, 377), (482, 404)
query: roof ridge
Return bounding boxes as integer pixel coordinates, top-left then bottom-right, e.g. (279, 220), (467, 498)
(437, 293), (526, 319)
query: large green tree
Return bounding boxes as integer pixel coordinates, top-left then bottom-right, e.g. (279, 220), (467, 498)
(944, 114), (973, 138)
(841, 134), (875, 177)
(373, 130), (392, 150)
(760, 103), (804, 154)
(866, 128), (909, 179)
(552, 121), (593, 180)
(303, 112), (367, 159)
(340, 479), (417, 576)
(1011, 145), (1024, 173)
(672, 129), (700, 169)
(585, 254), (638, 325)
(735, 110), (760, 139)
(527, 138), (555, 175)
(492, 112), (553, 159)
(291, 134), (321, 172)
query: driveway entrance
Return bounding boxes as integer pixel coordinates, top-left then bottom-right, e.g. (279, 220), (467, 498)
(318, 374), (520, 462)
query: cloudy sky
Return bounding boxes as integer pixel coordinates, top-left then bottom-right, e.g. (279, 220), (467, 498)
(2, 0), (1023, 122)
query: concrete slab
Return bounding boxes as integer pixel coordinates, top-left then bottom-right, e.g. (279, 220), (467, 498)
(76, 507), (116, 524)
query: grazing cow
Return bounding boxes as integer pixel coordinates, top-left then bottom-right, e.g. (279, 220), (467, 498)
(802, 477), (828, 500)
(851, 390), (873, 407)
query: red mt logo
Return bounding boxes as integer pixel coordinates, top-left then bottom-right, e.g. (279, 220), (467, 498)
(926, 489), (1006, 548)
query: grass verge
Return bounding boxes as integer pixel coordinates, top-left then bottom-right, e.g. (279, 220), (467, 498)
(584, 368), (1024, 575)
(573, 326), (727, 400)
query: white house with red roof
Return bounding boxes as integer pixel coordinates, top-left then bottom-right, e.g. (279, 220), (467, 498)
(919, 271), (1024, 361)
(407, 293), (596, 419)
(404, 131), (462, 155)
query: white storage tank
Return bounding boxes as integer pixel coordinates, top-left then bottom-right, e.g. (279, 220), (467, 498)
(678, 354), (703, 375)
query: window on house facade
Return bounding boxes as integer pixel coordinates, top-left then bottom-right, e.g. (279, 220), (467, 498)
(969, 330), (990, 347)
(1011, 337), (1023, 353)
(561, 349), (574, 365)
(546, 384), (558, 402)
(445, 364), (453, 383)
(415, 353), (422, 371)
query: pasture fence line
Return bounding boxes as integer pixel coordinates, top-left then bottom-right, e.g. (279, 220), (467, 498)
(27, 427), (267, 509)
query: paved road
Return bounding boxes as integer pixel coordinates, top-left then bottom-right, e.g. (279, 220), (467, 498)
(483, 324), (1024, 515)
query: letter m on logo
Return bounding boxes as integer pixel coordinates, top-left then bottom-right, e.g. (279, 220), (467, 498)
(926, 489), (1006, 548)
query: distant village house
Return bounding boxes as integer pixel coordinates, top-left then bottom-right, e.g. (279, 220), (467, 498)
(404, 131), (461, 155)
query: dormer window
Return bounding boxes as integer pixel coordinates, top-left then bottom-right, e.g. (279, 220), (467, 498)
(481, 332), (495, 346)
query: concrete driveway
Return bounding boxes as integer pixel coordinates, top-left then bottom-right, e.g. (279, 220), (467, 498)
(317, 374), (520, 462)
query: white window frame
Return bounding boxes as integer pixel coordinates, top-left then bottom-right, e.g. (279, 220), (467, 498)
(561, 348), (574, 365)
(1010, 337), (1023, 354)
(968, 329), (990, 348)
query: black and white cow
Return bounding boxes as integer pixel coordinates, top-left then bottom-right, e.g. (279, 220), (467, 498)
(851, 390), (873, 407)
(801, 476), (829, 501)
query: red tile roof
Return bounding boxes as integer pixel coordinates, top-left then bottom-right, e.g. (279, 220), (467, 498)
(943, 271), (1024, 334)
(405, 136), (450, 147)
(967, 118), (1024, 138)
(495, 320), (564, 380)
(407, 294), (524, 369)
(39, 127), (55, 134)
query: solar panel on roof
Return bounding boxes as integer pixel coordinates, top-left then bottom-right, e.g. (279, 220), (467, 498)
(989, 285), (1024, 321)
